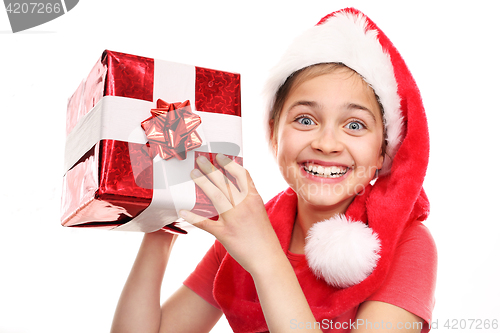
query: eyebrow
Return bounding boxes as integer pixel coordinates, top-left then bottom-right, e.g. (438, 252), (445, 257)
(345, 103), (377, 123)
(286, 100), (378, 123)
(286, 100), (319, 113)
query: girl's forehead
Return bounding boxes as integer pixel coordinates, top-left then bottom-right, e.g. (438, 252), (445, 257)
(284, 71), (380, 109)
(288, 65), (374, 97)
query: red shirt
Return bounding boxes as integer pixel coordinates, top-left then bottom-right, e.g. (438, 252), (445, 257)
(185, 221), (437, 332)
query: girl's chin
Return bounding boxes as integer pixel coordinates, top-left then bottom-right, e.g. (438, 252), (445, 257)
(296, 189), (355, 210)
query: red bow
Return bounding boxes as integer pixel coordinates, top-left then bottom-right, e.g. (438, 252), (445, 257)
(141, 99), (202, 160)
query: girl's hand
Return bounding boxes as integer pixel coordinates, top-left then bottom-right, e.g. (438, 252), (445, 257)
(180, 154), (321, 333)
(179, 153), (282, 275)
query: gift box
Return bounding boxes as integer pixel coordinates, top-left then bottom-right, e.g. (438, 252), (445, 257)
(61, 50), (242, 233)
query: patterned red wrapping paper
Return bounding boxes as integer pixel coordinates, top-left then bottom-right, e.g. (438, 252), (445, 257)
(61, 50), (242, 233)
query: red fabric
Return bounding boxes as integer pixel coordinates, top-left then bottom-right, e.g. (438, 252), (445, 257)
(366, 223), (437, 333)
(184, 191), (437, 333)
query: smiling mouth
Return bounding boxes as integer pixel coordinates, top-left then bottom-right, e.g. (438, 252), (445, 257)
(303, 164), (349, 178)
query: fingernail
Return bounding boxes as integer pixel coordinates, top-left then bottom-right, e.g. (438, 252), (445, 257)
(179, 210), (188, 218)
(217, 153), (229, 160)
(197, 155), (209, 164)
(191, 169), (202, 177)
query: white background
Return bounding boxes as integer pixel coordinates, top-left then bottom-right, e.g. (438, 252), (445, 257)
(1, 1), (499, 332)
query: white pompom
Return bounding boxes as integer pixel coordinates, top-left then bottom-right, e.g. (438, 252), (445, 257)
(305, 215), (381, 288)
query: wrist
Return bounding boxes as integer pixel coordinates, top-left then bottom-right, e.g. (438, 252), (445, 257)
(136, 230), (178, 268)
(143, 230), (177, 248)
(248, 243), (291, 280)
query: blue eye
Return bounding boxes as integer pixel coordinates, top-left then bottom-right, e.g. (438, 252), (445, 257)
(345, 121), (365, 131)
(296, 116), (316, 126)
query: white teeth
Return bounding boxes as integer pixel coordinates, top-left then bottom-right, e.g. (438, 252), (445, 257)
(304, 164), (348, 178)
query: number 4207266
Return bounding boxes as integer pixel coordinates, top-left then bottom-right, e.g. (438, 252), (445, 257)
(6, 2), (62, 14)
(443, 319), (498, 330)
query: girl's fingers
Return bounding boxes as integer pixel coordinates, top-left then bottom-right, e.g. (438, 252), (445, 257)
(196, 155), (244, 205)
(215, 154), (250, 196)
(190, 168), (234, 214)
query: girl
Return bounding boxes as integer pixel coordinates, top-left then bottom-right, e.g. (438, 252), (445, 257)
(111, 8), (437, 333)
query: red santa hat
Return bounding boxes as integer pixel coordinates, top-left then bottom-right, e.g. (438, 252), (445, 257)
(263, 8), (430, 288)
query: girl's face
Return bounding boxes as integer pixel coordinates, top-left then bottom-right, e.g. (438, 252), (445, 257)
(273, 70), (385, 212)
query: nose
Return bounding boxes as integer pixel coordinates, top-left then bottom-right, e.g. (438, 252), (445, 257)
(311, 127), (344, 154)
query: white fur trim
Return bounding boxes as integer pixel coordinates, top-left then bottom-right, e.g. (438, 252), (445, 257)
(264, 11), (403, 174)
(305, 215), (380, 288)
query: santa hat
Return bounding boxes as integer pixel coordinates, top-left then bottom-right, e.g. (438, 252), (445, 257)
(264, 8), (430, 288)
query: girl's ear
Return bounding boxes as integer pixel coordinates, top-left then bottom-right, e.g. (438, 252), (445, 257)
(269, 119), (277, 155)
(377, 147), (384, 170)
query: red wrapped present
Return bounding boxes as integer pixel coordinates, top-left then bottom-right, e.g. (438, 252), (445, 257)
(61, 50), (242, 233)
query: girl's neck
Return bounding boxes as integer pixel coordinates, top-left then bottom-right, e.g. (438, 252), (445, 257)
(288, 196), (354, 255)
